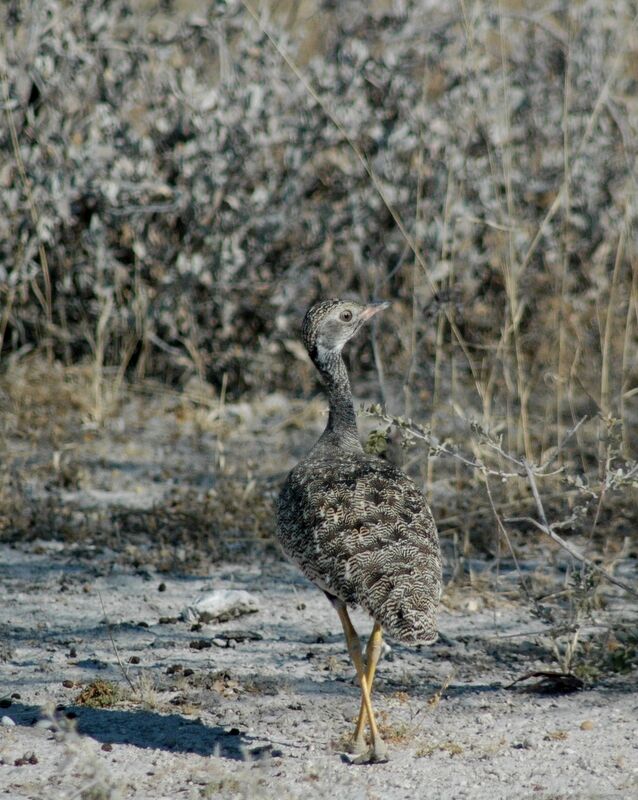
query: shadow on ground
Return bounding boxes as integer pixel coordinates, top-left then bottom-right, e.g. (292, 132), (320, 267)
(8, 703), (263, 759)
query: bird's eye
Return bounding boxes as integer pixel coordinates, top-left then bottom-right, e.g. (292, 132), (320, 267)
(340, 309), (353, 322)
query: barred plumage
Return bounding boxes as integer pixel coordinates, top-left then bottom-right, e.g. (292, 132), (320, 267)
(278, 450), (441, 644)
(276, 298), (442, 762)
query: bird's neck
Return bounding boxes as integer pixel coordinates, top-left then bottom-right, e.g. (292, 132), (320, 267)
(315, 349), (362, 452)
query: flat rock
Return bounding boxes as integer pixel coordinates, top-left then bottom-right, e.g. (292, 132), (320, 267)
(180, 590), (259, 624)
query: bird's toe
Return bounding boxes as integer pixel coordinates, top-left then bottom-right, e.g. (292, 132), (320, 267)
(369, 742), (389, 763)
(346, 736), (368, 755)
(349, 743), (389, 765)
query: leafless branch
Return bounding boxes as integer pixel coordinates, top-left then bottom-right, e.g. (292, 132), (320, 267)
(511, 460), (638, 600)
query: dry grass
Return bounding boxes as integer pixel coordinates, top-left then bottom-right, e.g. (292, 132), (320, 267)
(0, 0), (637, 682)
(415, 738), (464, 758)
(74, 680), (121, 709)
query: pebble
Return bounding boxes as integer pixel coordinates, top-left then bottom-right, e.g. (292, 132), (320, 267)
(1, 716), (15, 727)
(512, 738), (536, 750)
(181, 590), (258, 623)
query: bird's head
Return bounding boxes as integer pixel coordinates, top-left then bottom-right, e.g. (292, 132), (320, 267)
(302, 298), (389, 365)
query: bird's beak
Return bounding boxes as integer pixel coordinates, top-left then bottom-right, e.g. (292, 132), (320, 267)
(360, 301), (390, 321)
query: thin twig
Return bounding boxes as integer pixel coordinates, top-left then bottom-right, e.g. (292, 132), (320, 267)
(517, 462), (638, 599)
(484, 476), (539, 610)
(541, 415), (589, 471)
(98, 591), (136, 693)
(363, 408), (585, 481)
(509, 513), (638, 601)
(482, 415), (587, 474)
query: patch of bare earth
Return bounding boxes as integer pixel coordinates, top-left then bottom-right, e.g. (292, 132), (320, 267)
(1, 390), (636, 800)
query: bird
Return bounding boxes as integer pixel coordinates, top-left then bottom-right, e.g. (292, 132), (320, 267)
(277, 298), (442, 763)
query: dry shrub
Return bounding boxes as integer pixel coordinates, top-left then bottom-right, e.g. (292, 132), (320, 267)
(0, 1), (635, 426)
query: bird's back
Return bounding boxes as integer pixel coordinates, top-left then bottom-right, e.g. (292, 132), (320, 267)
(277, 444), (442, 644)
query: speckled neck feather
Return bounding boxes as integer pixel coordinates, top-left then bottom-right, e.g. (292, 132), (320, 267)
(314, 348), (362, 453)
(302, 299), (362, 453)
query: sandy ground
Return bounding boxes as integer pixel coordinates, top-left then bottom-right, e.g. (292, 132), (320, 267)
(1, 391), (637, 799)
(1, 541), (637, 800)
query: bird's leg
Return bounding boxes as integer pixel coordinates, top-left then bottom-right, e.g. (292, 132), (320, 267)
(351, 621), (384, 753)
(334, 602), (388, 763)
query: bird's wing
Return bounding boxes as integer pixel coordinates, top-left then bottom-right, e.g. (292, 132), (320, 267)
(277, 454), (441, 643)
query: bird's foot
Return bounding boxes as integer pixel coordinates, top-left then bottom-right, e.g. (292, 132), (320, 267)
(346, 736), (367, 756)
(348, 742), (389, 765)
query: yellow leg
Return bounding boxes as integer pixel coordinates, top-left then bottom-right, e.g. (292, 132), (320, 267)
(351, 621), (384, 752)
(334, 602), (388, 763)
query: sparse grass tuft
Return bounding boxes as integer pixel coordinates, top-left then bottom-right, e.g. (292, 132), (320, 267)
(416, 738), (464, 758)
(75, 680), (121, 709)
(375, 710), (413, 745)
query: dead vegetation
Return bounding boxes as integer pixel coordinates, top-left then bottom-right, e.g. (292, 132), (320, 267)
(1, 0), (637, 687)
(2, 1), (637, 401)
(74, 680), (121, 709)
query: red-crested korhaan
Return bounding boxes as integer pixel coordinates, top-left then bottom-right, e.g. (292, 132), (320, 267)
(277, 299), (442, 763)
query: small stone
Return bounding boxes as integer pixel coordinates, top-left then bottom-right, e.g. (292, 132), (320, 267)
(14, 751), (38, 766)
(181, 590), (259, 624)
(101, 743), (113, 752)
(1, 716), (15, 726)
(189, 639), (212, 650)
(158, 582), (166, 592)
(580, 720), (594, 731)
